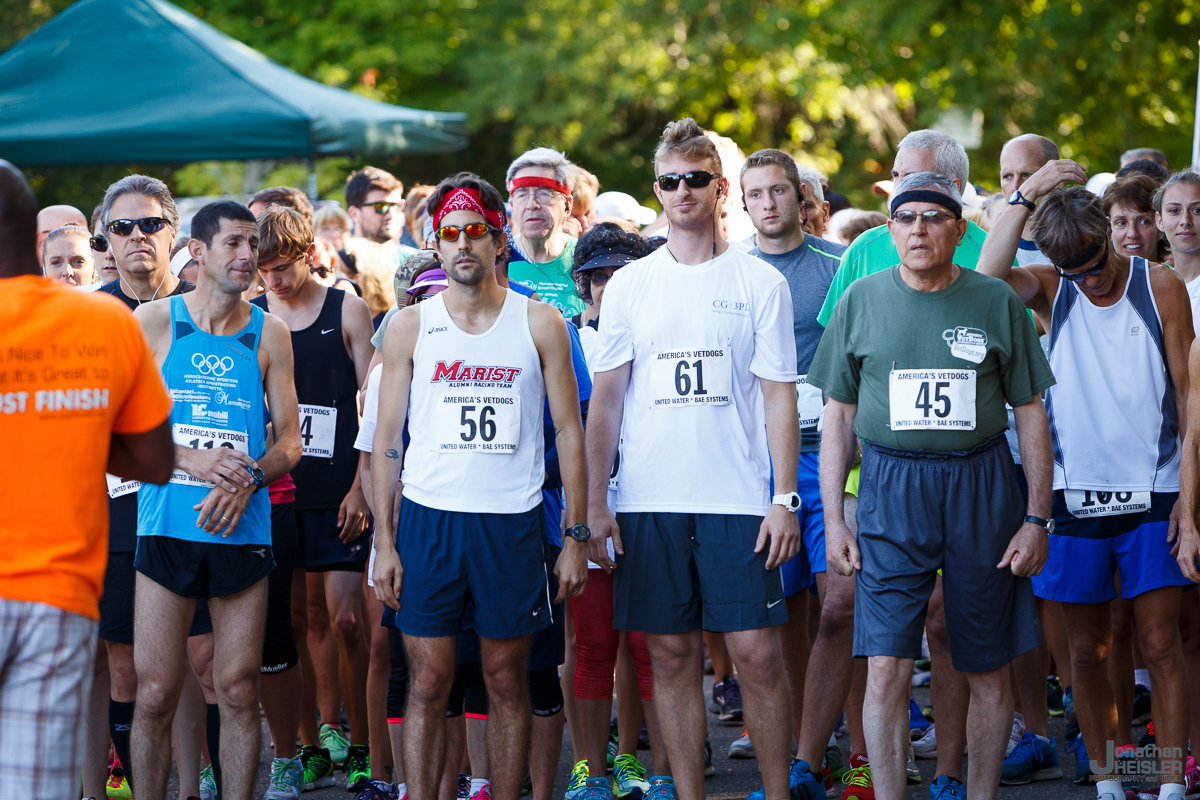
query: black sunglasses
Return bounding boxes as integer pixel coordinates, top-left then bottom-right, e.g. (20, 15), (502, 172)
(106, 217), (169, 237)
(1055, 240), (1109, 283)
(656, 171), (718, 192)
(90, 236), (108, 252)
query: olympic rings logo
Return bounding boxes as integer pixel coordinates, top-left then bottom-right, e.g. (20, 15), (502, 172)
(192, 354), (235, 376)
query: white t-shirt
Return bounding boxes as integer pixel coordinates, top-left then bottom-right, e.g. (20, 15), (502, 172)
(590, 245), (798, 515)
(1187, 276), (1200, 337)
(355, 363), (384, 453)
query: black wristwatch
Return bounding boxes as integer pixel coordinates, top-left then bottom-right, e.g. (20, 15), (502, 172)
(249, 466), (266, 493)
(1024, 514), (1055, 535)
(1008, 190), (1036, 211)
(565, 524), (591, 543)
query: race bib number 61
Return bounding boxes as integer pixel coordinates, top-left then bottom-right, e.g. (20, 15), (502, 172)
(888, 369), (977, 430)
(650, 348), (733, 408)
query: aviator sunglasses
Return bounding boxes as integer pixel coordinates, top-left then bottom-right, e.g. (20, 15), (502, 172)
(655, 171), (718, 192)
(106, 216), (170, 237)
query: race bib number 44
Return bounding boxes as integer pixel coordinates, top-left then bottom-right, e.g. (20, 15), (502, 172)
(1064, 490), (1151, 518)
(171, 423), (250, 487)
(436, 391), (521, 453)
(297, 404), (337, 458)
(889, 369), (977, 430)
(650, 348), (732, 408)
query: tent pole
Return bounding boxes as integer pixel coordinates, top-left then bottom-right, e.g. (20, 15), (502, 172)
(307, 157), (318, 201)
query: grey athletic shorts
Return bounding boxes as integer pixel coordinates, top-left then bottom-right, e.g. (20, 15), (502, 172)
(853, 434), (1042, 673)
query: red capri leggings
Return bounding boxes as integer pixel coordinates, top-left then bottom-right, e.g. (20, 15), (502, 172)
(569, 568), (654, 701)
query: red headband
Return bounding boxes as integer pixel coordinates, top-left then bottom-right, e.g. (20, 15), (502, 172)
(508, 175), (571, 196)
(432, 188), (505, 231)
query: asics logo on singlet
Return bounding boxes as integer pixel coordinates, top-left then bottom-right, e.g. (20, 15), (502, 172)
(192, 353), (235, 376)
(430, 360), (522, 384)
(428, 326), (448, 334)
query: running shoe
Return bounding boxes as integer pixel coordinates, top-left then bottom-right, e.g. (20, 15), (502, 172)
(840, 754), (873, 800)
(716, 677), (744, 725)
(301, 745), (336, 791)
(915, 657), (932, 672)
(320, 723), (351, 767)
(608, 733), (619, 771)
(345, 745), (371, 792)
(264, 755), (305, 799)
(645, 776), (678, 800)
(1064, 689), (1074, 721)
(703, 740), (716, 777)
(834, 711), (849, 738)
(201, 762), (218, 800)
(1184, 755), (1200, 795)
(729, 728), (755, 759)
(564, 761), (590, 800)
(911, 671), (931, 688)
(106, 760), (133, 800)
(907, 744), (921, 784)
(354, 780), (398, 800)
(580, 777), (614, 800)
(746, 758), (824, 800)
(1047, 677), (1065, 717)
(637, 722), (650, 751)
(825, 744), (848, 786)
(910, 698), (932, 739)
(1006, 715), (1026, 756)
(1133, 686), (1153, 726)
(1000, 733), (1062, 785)
(1070, 737), (1092, 785)
(458, 774), (472, 800)
(1138, 719), (1156, 748)
(615, 754), (650, 800)
(927, 775), (965, 800)
(913, 725), (938, 760)
(468, 782), (491, 800)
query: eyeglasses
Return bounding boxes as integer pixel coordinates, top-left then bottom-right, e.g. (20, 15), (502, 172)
(1055, 241), (1109, 283)
(311, 265), (332, 279)
(890, 210), (958, 227)
(435, 223), (500, 241)
(414, 291), (439, 303)
(511, 188), (564, 205)
(589, 271), (613, 287)
(106, 217), (169, 237)
(90, 236), (109, 252)
(655, 171), (718, 192)
(358, 202), (399, 214)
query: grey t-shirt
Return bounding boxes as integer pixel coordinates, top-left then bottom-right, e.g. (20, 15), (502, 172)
(751, 236), (847, 452)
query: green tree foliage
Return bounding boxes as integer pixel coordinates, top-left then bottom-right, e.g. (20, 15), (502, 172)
(6, 0), (1195, 209)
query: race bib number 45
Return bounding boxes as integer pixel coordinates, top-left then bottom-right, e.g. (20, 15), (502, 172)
(650, 348), (732, 408)
(171, 423), (250, 487)
(1064, 489), (1151, 518)
(889, 369), (977, 430)
(436, 391), (521, 453)
(297, 404), (337, 458)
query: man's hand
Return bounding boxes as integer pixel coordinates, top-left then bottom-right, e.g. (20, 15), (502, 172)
(194, 482), (255, 537)
(372, 543), (404, 611)
(1013, 159), (1088, 204)
(825, 519), (861, 576)
(754, 504), (801, 571)
(339, 485), (371, 543)
(554, 541), (588, 603)
(1175, 522), (1200, 583)
(178, 446), (256, 493)
(997, 522), (1049, 577)
(587, 504), (622, 573)
(1168, 498), (1183, 544)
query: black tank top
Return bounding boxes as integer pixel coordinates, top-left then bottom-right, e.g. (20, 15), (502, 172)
(254, 288), (360, 509)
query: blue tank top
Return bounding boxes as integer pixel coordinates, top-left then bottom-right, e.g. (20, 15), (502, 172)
(137, 296), (271, 545)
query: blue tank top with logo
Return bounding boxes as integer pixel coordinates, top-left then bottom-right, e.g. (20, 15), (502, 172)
(137, 295), (271, 545)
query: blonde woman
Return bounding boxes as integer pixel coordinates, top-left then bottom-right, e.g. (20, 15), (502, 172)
(314, 202), (353, 251)
(340, 237), (396, 327)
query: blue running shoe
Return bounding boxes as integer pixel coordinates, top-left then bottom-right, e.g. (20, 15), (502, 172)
(928, 776), (965, 800)
(745, 759), (823, 800)
(909, 699), (931, 739)
(1000, 733), (1062, 785)
(1071, 737), (1092, 785)
(580, 777), (614, 800)
(646, 777), (678, 800)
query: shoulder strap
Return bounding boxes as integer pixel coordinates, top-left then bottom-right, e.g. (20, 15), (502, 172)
(171, 294), (197, 342)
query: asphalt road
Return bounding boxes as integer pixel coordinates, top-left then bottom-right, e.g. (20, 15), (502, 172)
(169, 677), (1109, 800)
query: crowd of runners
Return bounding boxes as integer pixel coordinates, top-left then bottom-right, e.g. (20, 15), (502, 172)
(3, 116), (1200, 800)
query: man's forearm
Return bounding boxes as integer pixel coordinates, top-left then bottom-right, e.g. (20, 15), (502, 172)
(557, 424), (588, 528)
(977, 204), (1030, 280)
(1014, 401), (1052, 519)
(585, 400), (622, 509)
(819, 409), (857, 527)
(764, 385), (800, 494)
(1180, 435), (1199, 525)
(360, 456), (375, 516)
(371, 444), (404, 545)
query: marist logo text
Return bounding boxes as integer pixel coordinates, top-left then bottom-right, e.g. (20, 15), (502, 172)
(430, 360), (522, 384)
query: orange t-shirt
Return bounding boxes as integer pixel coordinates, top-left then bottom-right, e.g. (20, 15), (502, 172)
(0, 275), (172, 619)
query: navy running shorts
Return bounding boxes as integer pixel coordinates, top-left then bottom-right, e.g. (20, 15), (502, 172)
(134, 536), (274, 599)
(389, 497), (551, 640)
(296, 508), (370, 572)
(101, 552), (212, 641)
(1033, 491), (1189, 604)
(854, 435), (1042, 673)
(612, 512), (787, 634)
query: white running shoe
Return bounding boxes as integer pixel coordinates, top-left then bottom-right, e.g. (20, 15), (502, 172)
(913, 725), (938, 759)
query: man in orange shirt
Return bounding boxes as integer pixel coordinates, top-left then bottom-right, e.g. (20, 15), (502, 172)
(0, 160), (175, 800)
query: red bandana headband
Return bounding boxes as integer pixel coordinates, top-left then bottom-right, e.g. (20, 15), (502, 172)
(432, 188), (505, 230)
(508, 175), (571, 196)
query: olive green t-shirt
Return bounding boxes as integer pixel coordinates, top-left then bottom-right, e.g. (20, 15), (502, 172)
(508, 238), (581, 317)
(807, 266), (1054, 452)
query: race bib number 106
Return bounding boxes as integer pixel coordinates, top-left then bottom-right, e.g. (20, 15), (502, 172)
(170, 423), (250, 487)
(650, 348), (733, 408)
(889, 369), (977, 430)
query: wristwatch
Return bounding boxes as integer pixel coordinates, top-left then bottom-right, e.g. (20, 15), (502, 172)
(565, 524), (591, 543)
(772, 492), (802, 512)
(1024, 514), (1055, 535)
(1008, 189), (1036, 211)
(248, 466), (266, 493)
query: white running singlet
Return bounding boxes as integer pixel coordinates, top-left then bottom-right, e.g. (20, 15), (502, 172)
(1046, 257), (1180, 492)
(402, 290), (547, 514)
(590, 246), (798, 515)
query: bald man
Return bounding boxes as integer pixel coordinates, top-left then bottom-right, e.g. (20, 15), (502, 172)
(998, 135), (1059, 265)
(37, 205), (88, 257)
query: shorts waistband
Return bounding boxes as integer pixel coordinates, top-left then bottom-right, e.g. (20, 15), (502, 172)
(862, 433), (1007, 463)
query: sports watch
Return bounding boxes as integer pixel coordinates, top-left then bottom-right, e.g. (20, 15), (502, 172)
(1008, 190), (1036, 211)
(772, 492), (802, 512)
(1024, 515), (1055, 535)
(249, 466), (266, 493)
(565, 524), (591, 543)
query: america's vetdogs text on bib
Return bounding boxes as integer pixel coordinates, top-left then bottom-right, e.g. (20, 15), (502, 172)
(297, 404), (337, 458)
(170, 423), (250, 486)
(889, 369), (977, 430)
(435, 389), (521, 453)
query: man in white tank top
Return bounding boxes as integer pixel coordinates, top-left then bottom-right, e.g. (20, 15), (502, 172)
(369, 174), (589, 800)
(979, 184), (1195, 800)
(586, 118), (802, 800)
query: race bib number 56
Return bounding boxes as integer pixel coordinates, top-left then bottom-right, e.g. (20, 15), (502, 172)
(650, 348), (733, 408)
(889, 369), (976, 430)
(436, 391), (521, 453)
(171, 423), (250, 487)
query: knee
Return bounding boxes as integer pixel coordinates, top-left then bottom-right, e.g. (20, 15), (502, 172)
(135, 675), (178, 716)
(926, 606), (950, 643)
(727, 638), (783, 684)
(409, 666), (453, 706)
(967, 670), (1009, 706)
(331, 607), (363, 642)
(481, 663), (526, 700)
(647, 635), (699, 676)
(1139, 625), (1182, 670)
(1070, 637), (1110, 671)
(215, 672), (260, 712)
(819, 590), (855, 630)
(867, 657), (912, 693)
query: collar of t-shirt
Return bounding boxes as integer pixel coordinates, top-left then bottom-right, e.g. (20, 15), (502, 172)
(1018, 238), (1040, 251)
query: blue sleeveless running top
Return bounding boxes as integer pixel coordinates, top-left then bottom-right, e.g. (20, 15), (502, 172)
(137, 296), (271, 545)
